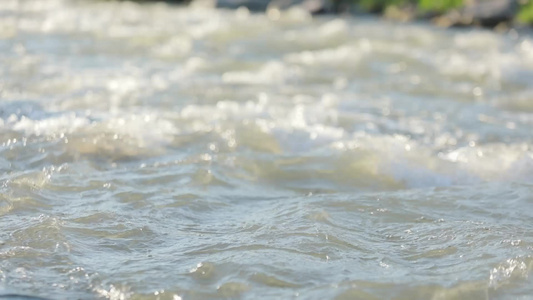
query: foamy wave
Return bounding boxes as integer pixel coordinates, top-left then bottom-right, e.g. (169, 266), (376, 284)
(489, 256), (533, 290)
(330, 134), (533, 189)
(221, 61), (301, 85)
(331, 135), (474, 189)
(179, 97), (342, 152)
(102, 113), (179, 147)
(4, 110), (178, 145)
(176, 96), (533, 189)
(443, 143), (533, 182)
(284, 45), (367, 66)
(2, 108), (180, 161)
(8, 113), (90, 137)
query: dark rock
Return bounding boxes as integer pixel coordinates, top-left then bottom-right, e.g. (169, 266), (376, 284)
(215, 0), (270, 10)
(271, 0), (336, 13)
(299, 0), (331, 14)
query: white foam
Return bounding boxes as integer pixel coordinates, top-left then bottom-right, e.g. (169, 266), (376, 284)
(318, 19), (349, 37)
(443, 144), (533, 183)
(284, 45), (365, 66)
(332, 134), (477, 188)
(489, 257), (533, 289)
(3, 107), (179, 154)
(151, 35), (193, 59)
(222, 61), (300, 85)
(179, 97), (343, 153)
(9, 113), (90, 137)
(331, 133), (533, 188)
(103, 112), (179, 147)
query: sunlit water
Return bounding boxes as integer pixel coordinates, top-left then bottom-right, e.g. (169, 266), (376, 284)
(1, 0), (533, 299)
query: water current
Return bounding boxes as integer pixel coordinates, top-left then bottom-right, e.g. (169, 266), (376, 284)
(1, 0), (533, 299)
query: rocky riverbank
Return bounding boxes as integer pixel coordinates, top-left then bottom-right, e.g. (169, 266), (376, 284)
(124, 0), (533, 28)
(214, 0), (533, 28)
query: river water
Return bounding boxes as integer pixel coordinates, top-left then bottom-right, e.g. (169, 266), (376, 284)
(1, 0), (533, 299)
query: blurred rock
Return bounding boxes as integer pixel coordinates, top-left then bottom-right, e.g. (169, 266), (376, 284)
(384, 4), (416, 22)
(215, 0), (270, 10)
(215, 0), (336, 13)
(435, 0), (519, 27)
(289, 0), (334, 14)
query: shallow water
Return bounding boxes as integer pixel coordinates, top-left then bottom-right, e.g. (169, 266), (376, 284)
(1, 0), (533, 299)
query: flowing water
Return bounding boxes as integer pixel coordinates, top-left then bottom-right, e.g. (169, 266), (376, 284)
(1, 0), (533, 299)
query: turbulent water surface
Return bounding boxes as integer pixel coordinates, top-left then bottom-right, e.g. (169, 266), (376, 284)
(1, 0), (533, 299)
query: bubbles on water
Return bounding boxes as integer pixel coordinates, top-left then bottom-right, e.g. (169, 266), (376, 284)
(7, 114), (89, 137)
(189, 262), (216, 280)
(94, 284), (131, 300)
(489, 257), (532, 290)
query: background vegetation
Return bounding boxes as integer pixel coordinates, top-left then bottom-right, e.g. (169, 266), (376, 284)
(103, 0), (533, 26)
(518, 0), (533, 24)
(356, 0), (533, 26)
(357, 0), (463, 13)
